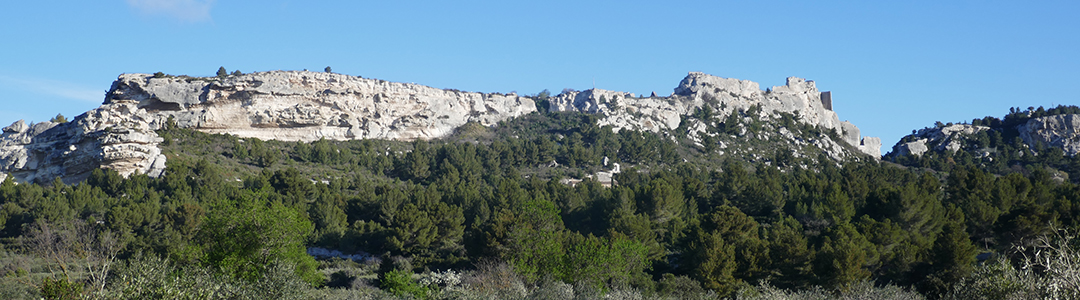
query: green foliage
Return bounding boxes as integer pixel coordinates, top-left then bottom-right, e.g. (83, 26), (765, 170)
(216, 66), (227, 78)
(39, 276), (82, 300)
(49, 114), (67, 124)
(380, 269), (428, 298)
(99, 253), (312, 300)
(193, 191), (321, 285)
(3, 105), (1080, 298)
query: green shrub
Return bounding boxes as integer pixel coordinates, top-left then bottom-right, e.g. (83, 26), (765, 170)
(380, 269), (427, 299)
(40, 276), (82, 300)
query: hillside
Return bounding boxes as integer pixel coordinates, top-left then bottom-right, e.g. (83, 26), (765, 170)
(0, 70), (878, 185)
(0, 72), (1077, 299)
(886, 105), (1080, 183)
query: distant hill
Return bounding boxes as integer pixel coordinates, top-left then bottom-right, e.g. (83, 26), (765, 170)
(886, 105), (1080, 183)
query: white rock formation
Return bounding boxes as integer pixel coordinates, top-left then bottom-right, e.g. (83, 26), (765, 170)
(0, 102), (166, 185)
(889, 124), (990, 157)
(549, 72), (881, 157)
(108, 71), (536, 141)
(0, 71), (535, 184)
(1019, 114), (1080, 156)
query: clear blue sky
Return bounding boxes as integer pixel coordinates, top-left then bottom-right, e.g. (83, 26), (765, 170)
(2, 1), (1077, 153)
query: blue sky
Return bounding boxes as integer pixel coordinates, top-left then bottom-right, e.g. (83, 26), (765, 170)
(2, 1), (1077, 153)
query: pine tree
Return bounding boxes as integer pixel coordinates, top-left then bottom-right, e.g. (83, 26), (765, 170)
(920, 205), (978, 295)
(50, 113), (67, 123)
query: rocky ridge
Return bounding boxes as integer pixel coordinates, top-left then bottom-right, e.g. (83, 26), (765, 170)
(889, 124), (991, 157)
(1, 70), (881, 184)
(107, 71), (536, 141)
(1, 71), (534, 184)
(887, 114), (1080, 160)
(549, 72), (882, 158)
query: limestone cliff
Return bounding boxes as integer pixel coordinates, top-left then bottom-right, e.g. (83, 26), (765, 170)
(0, 102), (166, 184)
(0, 71), (535, 184)
(549, 72), (881, 158)
(107, 71), (536, 141)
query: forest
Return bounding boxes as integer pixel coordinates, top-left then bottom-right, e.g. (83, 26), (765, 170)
(1, 105), (1078, 299)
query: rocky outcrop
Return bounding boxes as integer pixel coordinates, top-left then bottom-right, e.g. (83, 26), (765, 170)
(1, 71), (535, 184)
(1019, 114), (1080, 156)
(0, 102), (166, 185)
(888, 114), (1080, 160)
(108, 71), (536, 141)
(888, 124), (990, 157)
(549, 72), (881, 158)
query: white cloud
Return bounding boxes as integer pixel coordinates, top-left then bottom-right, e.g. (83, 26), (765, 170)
(126, 0), (216, 23)
(0, 75), (103, 103)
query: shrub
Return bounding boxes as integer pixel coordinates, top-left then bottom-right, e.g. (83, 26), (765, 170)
(49, 114), (67, 124)
(380, 269), (427, 299)
(39, 276), (82, 300)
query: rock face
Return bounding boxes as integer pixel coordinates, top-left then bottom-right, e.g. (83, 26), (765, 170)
(549, 72), (881, 157)
(1019, 114), (1080, 156)
(1, 71), (535, 184)
(0, 102), (166, 185)
(889, 124), (990, 157)
(107, 71), (536, 141)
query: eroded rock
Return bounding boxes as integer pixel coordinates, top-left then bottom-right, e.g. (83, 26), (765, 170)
(0, 102), (165, 185)
(1020, 114), (1080, 156)
(549, 72), (880, 158)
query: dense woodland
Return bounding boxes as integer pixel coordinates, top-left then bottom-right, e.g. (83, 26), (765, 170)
(1, 105), (1079, 299)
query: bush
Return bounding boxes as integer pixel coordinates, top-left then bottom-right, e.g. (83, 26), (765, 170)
(380, 269), (427, 299)
(39, 276), (82, 300)
(738, 280), (923, 300)
(98, 254), (313, 300)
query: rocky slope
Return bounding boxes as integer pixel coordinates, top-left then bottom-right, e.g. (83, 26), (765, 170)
(549, 72), (882, 158)
(1019, 114), (1080, 156)
(888, 124), (991, 157)
(887, 114), (1080, 160)
(0, 70), (881, 184)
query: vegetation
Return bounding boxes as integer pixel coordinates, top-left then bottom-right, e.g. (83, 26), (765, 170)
(1, 106), (1079, 299)
(888, 105), (1080, 183)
